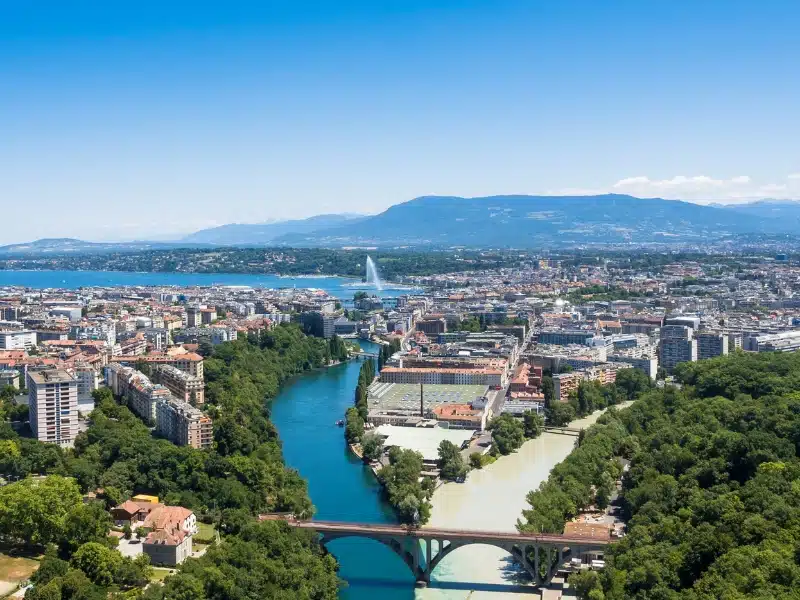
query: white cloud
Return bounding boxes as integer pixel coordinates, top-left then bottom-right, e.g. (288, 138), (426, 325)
(606, 174), (798, 203)
(612, 174), (750, 191)
(544, 174), (800, 204)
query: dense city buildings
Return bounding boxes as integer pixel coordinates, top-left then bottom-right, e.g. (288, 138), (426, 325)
(7, 250), (800, 450)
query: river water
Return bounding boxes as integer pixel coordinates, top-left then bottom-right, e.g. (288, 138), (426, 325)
(270, 345), (623, 599)
(268, 343), (416, 600)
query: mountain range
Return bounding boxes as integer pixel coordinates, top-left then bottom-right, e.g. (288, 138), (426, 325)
(179, 214), (366, 245)
(3, 195), (800, 253)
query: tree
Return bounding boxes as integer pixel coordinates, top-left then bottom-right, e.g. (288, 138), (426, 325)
(0, 475), (82, 546)
(613, 368), (652, 400)
(122, 523), (132, 539)
(197, 340), (214, 358)
(541, 376), (555, 408)
(594, 472), (615, 510)
(522, 410), (544, 439)
(134, 359), (152, 377)
(344, 407), (364, 445)
(569, 571), (603, 600)
(32, 548), (69, 585)
(135, 526), (147, 540)
(361, 433), (384, 462)
(546, 403), (576, 427)
(25, 579), (62, 600)
(71, 542), (122, 586)
(61, 502), (113, 554)
(160, 573), (206, 600)
(488, 414), (526, 455)
(377, 448), (431, 525)
(469, 452), (484, 470)
(114, 554), (150, 588)
(438, 440), (468, 481)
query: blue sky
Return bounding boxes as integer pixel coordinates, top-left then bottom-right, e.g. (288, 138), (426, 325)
(2, 0), (799, 242)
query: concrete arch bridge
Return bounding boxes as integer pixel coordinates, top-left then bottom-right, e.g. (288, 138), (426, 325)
(281, 519), (611, 587)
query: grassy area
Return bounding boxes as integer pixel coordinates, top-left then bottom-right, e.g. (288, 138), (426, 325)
(196, 522), (216, 540)
(0, 552), (40, 583)
(149, 567), (175, 583)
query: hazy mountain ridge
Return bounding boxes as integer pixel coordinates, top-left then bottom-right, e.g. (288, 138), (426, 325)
(273, 194), (799, 247)
(180, 214), (367, 245)
(0, 238), (213, 255)
(4, 196), (800, 253)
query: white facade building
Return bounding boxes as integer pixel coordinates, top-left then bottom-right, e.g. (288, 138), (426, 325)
(28, 369), (79, 446)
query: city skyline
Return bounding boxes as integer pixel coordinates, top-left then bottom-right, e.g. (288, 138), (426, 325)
(2, 0), (799, 242)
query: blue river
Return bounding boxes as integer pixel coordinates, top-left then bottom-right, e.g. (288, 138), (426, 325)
(269, 343), (416, 599)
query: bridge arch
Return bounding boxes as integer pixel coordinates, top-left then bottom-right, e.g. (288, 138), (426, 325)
(317, 532), (572, 586)
(318, 532), (424, 580)
(425, 539), (538, 581)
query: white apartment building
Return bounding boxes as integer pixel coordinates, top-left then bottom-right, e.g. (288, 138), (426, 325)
(0, 329), (37, 351)
(28, 369), (78, 447)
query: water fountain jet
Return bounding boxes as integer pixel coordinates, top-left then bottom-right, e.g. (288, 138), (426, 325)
(365, 256), (383, 291)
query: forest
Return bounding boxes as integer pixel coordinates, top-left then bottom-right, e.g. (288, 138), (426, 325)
(0, 324), (344, 599)
(520, 351), (800, 599)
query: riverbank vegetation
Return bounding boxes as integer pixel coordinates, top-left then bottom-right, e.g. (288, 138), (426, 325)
(543, 368), (652, 427)
(376, 448), (433, 525)
(520, 351), (800, 599)
(437, 441), (468, 482)
(377, 339), (402, 369)
(0, 324), (343, 599)
(488, 410), (545, 455)
(343, 359), (376, 444)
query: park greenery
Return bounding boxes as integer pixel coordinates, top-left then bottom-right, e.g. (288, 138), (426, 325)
(520, 351), (800, 599)
(457, 315), (528, 333)
(0, 324), (344, 599)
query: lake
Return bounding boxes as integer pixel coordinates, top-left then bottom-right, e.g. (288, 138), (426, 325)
(0, 270), (414, 299)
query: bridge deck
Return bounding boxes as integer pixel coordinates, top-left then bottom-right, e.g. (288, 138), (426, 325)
(281, 519), (611, 546)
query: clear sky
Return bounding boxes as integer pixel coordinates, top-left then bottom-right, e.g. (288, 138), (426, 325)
(2, 0), (799, 243)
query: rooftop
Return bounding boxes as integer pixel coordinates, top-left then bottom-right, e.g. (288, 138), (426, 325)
(28, 369), (75, 385)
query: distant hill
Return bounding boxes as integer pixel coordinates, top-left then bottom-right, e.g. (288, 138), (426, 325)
(719, 200), (800, 228)
(0, 238), (210, 255)
(5, 197), (799, 254)
(273, 194), (795, 248)
(181, 214), (367, 245)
